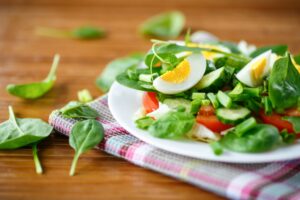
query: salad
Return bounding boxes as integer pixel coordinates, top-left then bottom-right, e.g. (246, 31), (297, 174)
(116, 36), (300, 155)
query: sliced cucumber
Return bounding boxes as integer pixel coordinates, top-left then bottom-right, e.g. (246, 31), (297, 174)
(217, 91), (232, 108)
(216, 107), (251, 125)
(163, 98), (191, 113)
(194, 67), (227, 92)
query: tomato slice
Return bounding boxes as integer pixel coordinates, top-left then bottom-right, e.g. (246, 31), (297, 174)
(196, 105), (233, 133)
(259, 110), (295, 133)
(142, 92), (159, 114)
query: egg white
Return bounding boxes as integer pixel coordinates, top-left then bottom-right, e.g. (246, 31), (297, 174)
(153, 53), (206, 94)
(236, 50), (272, 87)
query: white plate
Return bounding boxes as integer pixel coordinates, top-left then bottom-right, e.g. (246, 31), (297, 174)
(108, 82), (300, 163)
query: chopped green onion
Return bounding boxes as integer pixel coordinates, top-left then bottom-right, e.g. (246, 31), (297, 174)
(234, 117), (257, 137)
(77, 89), (93, 103)
(192, 92), (206, 100)
(217, 91), (232, 108)
(207, 93), (219, 108)
(201, 99), (211, 106)
(210, 141), (223, 155)
(228, 83), (243, 97)
(243, 87), (261, 98)
(190, 99), (202, 114)
(135, 117), (155, 129)
(262, 96), (273, 115)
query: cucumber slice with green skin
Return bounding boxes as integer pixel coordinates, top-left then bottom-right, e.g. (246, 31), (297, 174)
(163, 98), (191, 113)
(217, 91), (232, 108)
(216, 107), (251, 125)
(194, 67), (228, 92)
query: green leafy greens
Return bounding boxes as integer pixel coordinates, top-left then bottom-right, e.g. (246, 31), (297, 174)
(282, 116), (300, 133)
(268, 55), (300, 110)
(69, 119), (104, 176)
(220, 124), (280, 152)
(60, 101), (99, 119)
(36, 26), (105, 40)
(0, 106), (53, 173)
(96, 53), (144, 92)
(139, 11), (185, 38)
(250, 45), (288, 58)
(6, 54), (60, 99)
(148, 111), (195, 138)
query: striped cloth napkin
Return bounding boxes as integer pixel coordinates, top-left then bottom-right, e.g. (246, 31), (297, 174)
(49, 96), (300, 200)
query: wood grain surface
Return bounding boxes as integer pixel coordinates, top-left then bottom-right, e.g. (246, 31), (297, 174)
(0, 0), (299, 199)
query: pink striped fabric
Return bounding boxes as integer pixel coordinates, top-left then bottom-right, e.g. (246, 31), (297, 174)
(49, 96), (300, 200)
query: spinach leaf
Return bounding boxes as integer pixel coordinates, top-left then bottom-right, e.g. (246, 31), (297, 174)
(280, 129), (296, 144)
(36, 26), (105, 40)
(139, 11), (185, 38)
(71, 26), (105, 39)
(6, 54), (60, 99)
(282, 116), (300, 133)
(60, 101), (99, 119)
(77, 89), (93, 103)
(220, 124), (280, 152)
(0, 106), (52, 174)
(268, 55), (300, 110)
(0, 106), (53, 149)
(69, 119), (104, 176)
(116, 72), (156, 92)
(96, 53), (144, 92)
(148, 111), (195, 139)
(250, 45), (288, 58)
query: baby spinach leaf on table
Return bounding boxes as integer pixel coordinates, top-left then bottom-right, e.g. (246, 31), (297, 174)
(0, 106), (52, 174)
(220, 124), (281, 152)
(60, 101), (99, 119)
(148, 111), (195, 139)
(282, 116), (300, 133)
(139, 11), (185, 38)
(0, 106), (53, 149)
(69, 119), (104, 176)
(71, 26), (105, 39)
(96, 53), (144, 92)
(250, 45), (288, 58)
(6, 54), (60, 99)
(268, 55), (300, 110)
(36, 26), (105, 40)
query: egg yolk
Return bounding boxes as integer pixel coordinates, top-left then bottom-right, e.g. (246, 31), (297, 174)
(251, 57), (267, 81)
(161, 60), (190, 83)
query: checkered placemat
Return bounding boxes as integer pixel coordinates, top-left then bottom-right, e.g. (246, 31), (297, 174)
(49, 96), (300, 200)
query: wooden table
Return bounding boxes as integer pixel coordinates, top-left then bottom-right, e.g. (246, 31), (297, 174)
(0, 0), (299, 199)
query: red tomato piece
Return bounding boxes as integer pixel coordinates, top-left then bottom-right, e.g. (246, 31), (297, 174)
(259, 110), (295, 133)
(142, 92), (159, 114)
(197, 105), (233, 133)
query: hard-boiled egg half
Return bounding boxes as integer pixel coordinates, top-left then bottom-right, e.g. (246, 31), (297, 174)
(153, 53), (206, 94)
(236, 50), (273, 87)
